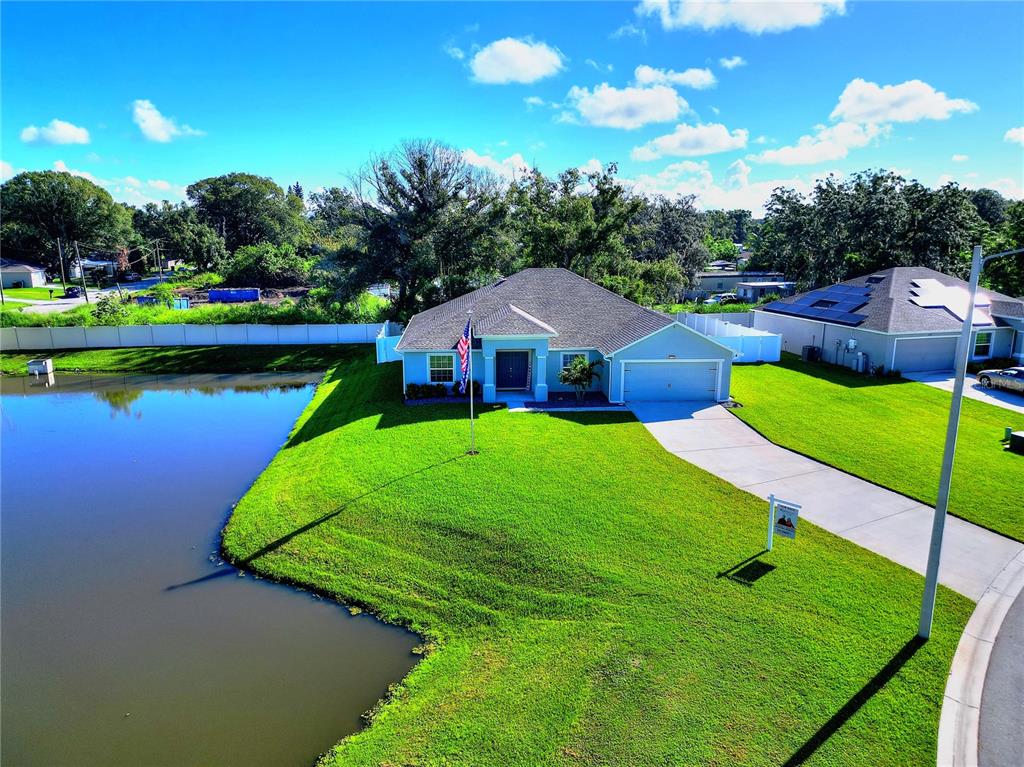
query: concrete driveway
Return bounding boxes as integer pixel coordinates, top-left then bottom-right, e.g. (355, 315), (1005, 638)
(628, 401), (1023, 601)
(904, 370), (1024, 415)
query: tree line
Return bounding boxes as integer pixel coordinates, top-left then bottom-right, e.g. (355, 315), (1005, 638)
(2, 141), (1021, 321)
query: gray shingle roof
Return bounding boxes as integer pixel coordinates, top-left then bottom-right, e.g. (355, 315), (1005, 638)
(760, 266), (1023, 333)
(396, 268), (674, 355)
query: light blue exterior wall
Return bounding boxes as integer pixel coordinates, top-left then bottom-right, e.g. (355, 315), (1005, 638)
(401, 349), (484, 393)
(546, 348), (602, 394)
(606, 323), (734, 403)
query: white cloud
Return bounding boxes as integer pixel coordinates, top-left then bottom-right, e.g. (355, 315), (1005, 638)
(638, 0), (846, 34)
(443, 41), (465, 60)
(469, 38), (565, 84)
(1, 160), (16, 181)
(634, 64), (716, 89)
(20, 118), (90, 145)
(123, 176), (143, 188)
(610, 23), (647, 42)
(986, 177), (1024, 199)
(750, 121), (883, 165)
(1005, 126), (1024, 145)
(830, 78), (977, 124)
(132, 99), (204, 142)
(524, 96), (547, 109)
(719, 55), (746, 70)
(463, 148), (530, 178)
(951, 154), (969, 163)
(578, 158), (603, 174)
(147, 179), (172, 190)
(625, 158), (818, 215)
(631, 122), (748, 160)
(53, 160), (100, 183)
(566, 83), (684, 129)
(585, 58), (614, 72)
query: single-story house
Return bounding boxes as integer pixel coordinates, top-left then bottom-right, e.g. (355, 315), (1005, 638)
(737, 281), (797, 301)
(395, 268), (737, 404)
(707, 259), (737, 271)
(753, 266), (1024, 373)
(684, 271), (786, 300)
(0, 259), (48, 289)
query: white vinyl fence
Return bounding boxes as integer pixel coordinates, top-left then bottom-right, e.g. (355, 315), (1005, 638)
(375, 320), (405, 364)
(0, 323), (385, 352)
(679, 313), (781, 363)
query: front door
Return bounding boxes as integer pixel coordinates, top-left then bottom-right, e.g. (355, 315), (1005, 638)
(496, 351), (530, 390)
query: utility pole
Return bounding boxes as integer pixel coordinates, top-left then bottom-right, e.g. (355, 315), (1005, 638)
(56, 237), (68, 289)
(155, 241), (164, 281)
(73, 241), (90, 303)
(918, 244), (1024, 639)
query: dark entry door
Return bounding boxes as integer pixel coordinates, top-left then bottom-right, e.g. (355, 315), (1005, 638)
(495, 351), (530, 389)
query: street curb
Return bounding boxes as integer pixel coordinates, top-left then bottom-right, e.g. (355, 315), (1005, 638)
(937, 548), (1024, 767)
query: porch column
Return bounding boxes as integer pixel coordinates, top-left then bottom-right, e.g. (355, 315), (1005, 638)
(534, 353), (548, 401)
(483, 353), (496, 403)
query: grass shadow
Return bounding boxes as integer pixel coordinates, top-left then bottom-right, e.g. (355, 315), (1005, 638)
(716, 550), (774, 587)
(781, 636), (925, 766)
(766, 353), (913, 390)
(166, 452), (467, 591)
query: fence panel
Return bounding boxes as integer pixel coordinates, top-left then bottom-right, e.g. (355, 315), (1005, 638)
(1, 322), (387, 351)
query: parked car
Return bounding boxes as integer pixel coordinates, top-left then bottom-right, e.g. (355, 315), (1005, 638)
(122, 272), (141, 282)
(977, 366), (1024, 393)
(62, 286), (82, 298)
(703, 292), (739, 306)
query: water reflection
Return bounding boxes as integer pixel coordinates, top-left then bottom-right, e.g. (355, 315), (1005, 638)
(1, 373), (419, 767)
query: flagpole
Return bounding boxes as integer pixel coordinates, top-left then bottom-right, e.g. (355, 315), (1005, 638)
(467, 310), (477, 455)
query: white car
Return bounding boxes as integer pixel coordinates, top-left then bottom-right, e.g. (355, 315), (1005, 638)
(703, 292), (738, 305)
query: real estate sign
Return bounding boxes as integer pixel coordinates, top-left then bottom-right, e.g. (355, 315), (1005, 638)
(773, 499), (800, 539)
(766, 494), (801, 550)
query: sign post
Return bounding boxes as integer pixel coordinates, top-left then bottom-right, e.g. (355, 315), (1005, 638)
(767, 494), (801, 551)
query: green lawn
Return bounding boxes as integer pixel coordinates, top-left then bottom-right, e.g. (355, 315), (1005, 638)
(1, 286), (64, 300)
(1, 300), (30, 312)
(732, 355), (1024, 541)
(0, 345), (355, 376)
(223, 350), (970, 767)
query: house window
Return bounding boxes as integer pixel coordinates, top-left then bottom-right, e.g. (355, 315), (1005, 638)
(428, 354), (455, 383)
(561, 352), (586, 373)
(974, 332), (993, 359)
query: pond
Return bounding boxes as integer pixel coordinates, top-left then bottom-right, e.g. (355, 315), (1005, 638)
(1, 373), (419, 767)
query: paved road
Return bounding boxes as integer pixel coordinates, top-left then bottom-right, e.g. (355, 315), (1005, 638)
(905, 370), (1024, 415)
(628, 401), (1023, 600)
(979, 587), (1024, 767)
(17, 278), (167, 315)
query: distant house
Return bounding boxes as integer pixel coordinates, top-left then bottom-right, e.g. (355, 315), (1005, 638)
(395, 268), (737, 404)
(0, 259), (47, 289)
(737, 281), (797, 301)
(685, 271), (786, 300)
(753, 266), (1024, 372)
(707, 260), (737, 271)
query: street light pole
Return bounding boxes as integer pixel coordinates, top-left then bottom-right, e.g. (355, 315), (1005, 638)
(918, 244), (1024, 639)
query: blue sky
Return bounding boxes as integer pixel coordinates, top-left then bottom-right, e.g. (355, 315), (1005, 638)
(3, 1), (1022, 214)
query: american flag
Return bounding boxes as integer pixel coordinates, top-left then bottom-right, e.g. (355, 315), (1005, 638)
(457, 318), (471, 393)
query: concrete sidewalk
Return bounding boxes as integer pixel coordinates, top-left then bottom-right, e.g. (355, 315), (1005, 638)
(628, 401), (1023, 601)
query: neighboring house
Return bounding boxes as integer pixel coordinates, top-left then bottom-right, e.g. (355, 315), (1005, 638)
(753, 266), (1024, 373)
(707, 259), (737, 271)
(685, 271), (786, 300)
(395, 268), (737, 404)
(737, 281), (797, 301)
(0, 259), (47, 288)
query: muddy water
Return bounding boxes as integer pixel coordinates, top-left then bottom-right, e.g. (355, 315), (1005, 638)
(1, 373), (419, 767)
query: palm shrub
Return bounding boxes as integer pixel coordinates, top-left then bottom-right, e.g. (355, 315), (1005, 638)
(558, 356), (603, 402)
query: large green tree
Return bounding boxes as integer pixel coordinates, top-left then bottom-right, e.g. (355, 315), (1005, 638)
(331, 140), (509, 318)
(132, 202), (228, 271)
(1, 171), (135, 269)
(186, 172), (308, 252)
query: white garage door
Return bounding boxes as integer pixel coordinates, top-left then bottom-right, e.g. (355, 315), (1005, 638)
(622, 361), (719, 401)
(893, 337), (957, 373)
